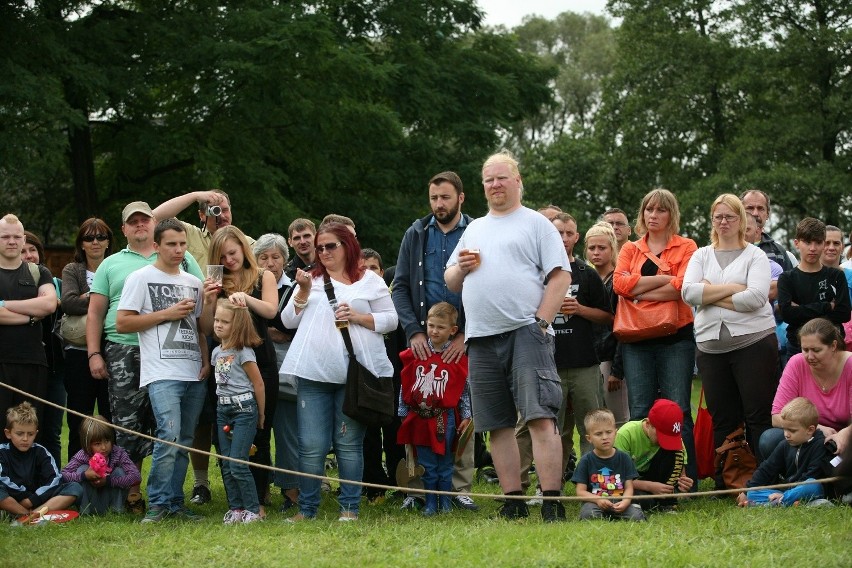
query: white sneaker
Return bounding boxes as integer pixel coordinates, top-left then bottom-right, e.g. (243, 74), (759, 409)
(526, 487), (544, 506)
(400, 496), (423, 510)
(242, 511), (264, 524)
(223, 509), (244, 525)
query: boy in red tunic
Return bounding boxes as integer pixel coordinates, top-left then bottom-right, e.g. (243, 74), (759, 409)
(397, 302), (471, 515)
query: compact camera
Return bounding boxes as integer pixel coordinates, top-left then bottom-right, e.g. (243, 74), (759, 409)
(825, 439), (838, 454)
(206, 204), (222, 217)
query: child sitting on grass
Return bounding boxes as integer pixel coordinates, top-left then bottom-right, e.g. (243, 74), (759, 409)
(0, 402), (82, 518)
(61, 416), (142, 515)
(738, 397), (832, 507)
(614, 398), (693, 512)
(572, 409), (645, 521)
(397, 302), (471, 516)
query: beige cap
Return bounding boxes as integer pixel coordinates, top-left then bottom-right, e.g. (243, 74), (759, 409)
(121, 201), (154, 223)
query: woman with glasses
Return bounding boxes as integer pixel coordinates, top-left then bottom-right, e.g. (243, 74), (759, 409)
(281, 223), (397, 522)
(61, 219), (115, 461)
(613, 188), (699, 488)
(201, 225), (279, 517)
(683, 194), (778, 477)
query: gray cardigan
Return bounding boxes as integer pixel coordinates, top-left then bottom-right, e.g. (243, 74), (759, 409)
(61, 262), (91, 316)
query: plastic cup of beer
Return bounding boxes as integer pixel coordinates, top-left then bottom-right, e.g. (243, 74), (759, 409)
(562, 288), (573, 317)
(329, 299), (349, 329)
(207, 265), (224, 288)
(468, 248), (481, 267)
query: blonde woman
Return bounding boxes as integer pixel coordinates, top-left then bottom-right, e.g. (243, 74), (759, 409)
(683, 194), (777, 473)
(586, 221), (629, 426)
(201, 225), (278, 516)
(613, 188), (698, 485)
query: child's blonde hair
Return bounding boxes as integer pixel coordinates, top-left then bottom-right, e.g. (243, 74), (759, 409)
(6, 401), (37, 429)
(584, 408), (616, 431)
(79, 416), (116, 454)
(215, 298), (262, 350)
(779, 397), (819, 428)
(427, 301), (458, 326)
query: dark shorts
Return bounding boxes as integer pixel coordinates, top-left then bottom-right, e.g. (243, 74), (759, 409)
(104, 341), (154, 463)
(467, 323), (562, 432)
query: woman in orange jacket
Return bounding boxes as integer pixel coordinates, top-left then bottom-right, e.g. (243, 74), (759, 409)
(613, 188), (699, 488)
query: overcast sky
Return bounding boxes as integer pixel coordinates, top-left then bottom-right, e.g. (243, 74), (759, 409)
(477, 0), (610, 28)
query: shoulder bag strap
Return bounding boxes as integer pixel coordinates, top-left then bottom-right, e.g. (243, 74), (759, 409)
(641, 250), (671, 273)
(323, 274), (357, 359)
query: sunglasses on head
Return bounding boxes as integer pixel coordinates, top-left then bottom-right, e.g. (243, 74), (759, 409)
(82, 234), (109, 243)
(316, 242), (343, 253)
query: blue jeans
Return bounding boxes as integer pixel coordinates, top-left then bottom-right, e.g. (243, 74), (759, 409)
(622, 338), (697, 483)
(273, 397), (299, 491)
(759, 428), (785, 460)
(417, 411), (456, 491)
(146, 380), (207, 511)
(747, 479), (824, 505)
(296, 378), (366, 518)
(218, 396), (260, 513)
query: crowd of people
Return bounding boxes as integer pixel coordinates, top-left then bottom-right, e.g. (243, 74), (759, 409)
(1, 152), (850, 525)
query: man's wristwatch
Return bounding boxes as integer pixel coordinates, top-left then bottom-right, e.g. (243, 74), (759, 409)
(535, 316), (551, 330)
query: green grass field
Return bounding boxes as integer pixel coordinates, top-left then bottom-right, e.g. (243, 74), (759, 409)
(7, 380), (851, 567)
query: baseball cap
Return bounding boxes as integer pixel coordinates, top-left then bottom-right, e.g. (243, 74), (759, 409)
(121, 201), (154, 224)
(647, 399), (684, 451)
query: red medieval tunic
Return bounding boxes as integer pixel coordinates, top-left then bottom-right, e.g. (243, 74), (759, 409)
(396, 348), (468, 455)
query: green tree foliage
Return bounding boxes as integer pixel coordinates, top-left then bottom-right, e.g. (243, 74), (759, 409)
(598, 0), (852, 244)
(0, 1), (552, 260)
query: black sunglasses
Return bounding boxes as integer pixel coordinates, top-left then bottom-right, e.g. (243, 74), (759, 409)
(82, 234), (109, 243)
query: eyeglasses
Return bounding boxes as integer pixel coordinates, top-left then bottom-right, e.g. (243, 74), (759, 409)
(712, 215), (739, 224)
(316, 242), (343, 254)
(82, 234), (109, 242)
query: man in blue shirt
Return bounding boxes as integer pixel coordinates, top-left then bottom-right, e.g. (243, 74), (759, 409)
(392, 171), (477, 510)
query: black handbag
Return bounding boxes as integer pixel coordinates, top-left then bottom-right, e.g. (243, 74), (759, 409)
(323, 276), (394, 427)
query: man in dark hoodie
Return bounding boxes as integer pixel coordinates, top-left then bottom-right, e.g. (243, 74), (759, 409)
(392, 171), (478, 511)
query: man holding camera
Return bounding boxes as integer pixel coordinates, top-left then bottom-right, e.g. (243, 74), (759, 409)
(152, 189), (253, 273)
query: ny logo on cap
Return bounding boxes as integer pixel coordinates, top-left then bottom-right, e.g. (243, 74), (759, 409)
(671, 422), (681, 434)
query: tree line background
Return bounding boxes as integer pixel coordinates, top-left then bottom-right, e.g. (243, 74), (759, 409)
(3, 1), (850, 263)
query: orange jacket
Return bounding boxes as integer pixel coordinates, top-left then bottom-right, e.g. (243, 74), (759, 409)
(613, 234), (697, 329)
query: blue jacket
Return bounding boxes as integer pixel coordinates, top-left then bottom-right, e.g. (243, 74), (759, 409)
(392, 213), (473, 342)
(747, 429), (831, 488)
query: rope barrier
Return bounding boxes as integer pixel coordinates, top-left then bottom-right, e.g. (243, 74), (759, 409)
(2, 381), (844, 502)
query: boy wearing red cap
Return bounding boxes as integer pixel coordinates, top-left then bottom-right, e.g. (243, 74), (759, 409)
(614, 399), (694, 511)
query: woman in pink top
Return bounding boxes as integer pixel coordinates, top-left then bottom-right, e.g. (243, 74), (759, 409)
(761, 318), (852, 458)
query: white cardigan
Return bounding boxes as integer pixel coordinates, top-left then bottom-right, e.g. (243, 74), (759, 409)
(281, 270), (398, 383)
(682, 244), (775, 342)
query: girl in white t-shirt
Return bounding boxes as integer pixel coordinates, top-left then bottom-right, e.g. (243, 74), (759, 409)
(212, 299), (266, 524)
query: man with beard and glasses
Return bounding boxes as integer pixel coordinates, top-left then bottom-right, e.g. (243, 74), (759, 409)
(392, 171), (479, 511)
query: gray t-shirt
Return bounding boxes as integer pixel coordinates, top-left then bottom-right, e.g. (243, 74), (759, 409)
(447, 206), (570, 338)
(212, 345), (258, 397)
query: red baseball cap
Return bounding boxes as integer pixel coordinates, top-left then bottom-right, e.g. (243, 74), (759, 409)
(648, 399), (684, 451)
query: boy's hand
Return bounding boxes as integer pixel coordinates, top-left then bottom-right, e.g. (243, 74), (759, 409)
(596, 498), (613, 511)
(676, 474), (694, 492)
(611, 499), (629, 513)
(647, 482), (674, 495)
(736, 493), (749, 507)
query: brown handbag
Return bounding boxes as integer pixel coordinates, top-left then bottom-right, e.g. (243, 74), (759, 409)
(613, 250), (679, 343)
(714, 426), (757, 489)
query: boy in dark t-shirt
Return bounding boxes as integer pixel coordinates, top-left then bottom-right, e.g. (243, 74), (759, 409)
(572, 409), (645, 521)
(778, 217), (851, 360)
